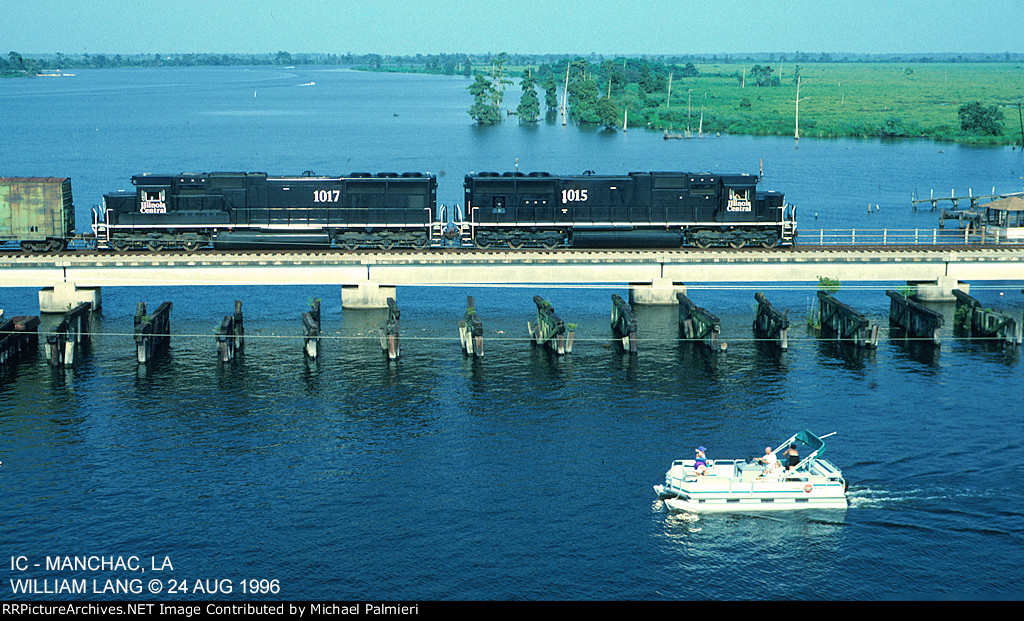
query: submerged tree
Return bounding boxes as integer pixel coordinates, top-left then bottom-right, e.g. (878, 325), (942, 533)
(516, 70), (541, 123)
(467, 73), (501, 125)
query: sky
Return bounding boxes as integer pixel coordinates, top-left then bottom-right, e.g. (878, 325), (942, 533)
(2, 0), (1023, 56)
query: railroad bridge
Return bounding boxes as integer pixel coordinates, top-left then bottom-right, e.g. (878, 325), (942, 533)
(2, 246), (1023, 312)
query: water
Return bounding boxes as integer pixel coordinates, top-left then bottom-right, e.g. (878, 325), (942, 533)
(2, 67), (1024, 601)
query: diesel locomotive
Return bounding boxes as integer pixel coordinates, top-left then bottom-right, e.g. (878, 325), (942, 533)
(4, 169), (796, 252)
(465, 171), (796, 249)
(93, 171), (438, 251)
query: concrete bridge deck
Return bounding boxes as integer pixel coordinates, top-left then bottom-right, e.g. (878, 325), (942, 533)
(2, 247), (1022, 310)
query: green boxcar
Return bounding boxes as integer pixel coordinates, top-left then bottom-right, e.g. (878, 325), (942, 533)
(0, 177), (74, 251)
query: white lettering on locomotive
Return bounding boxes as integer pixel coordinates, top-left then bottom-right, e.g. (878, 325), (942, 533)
(561, 189), (588, 203)
(140, 189), (166, 213)
(313, 189), (341, 203)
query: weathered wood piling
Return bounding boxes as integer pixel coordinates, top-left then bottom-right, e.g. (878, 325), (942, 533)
(46, 302), (93, 366)
(611, 294), (638, 353)
(887, 291), (943, 346)
(528, 296), (574, 355)
(753, 292), (789, 350)
(302, 299), (321, 358)
(217, 300), (245, 361)
(380, 297), (400, 359)
(952, 290), (1022, 346)
(458, 296), (483, 357)
(134, 301), (172, 363)
(1, 314), (41, 366)
(816, 292), (879, 348)
(676, 292), (726, 352)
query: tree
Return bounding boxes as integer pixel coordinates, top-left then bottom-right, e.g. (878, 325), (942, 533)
(467, 73), (501, 125)
(516, 71), (541, 124)
(749, 65), (781, 87)
(543, 74), (558, 111)
(958, 101), (1004, 135)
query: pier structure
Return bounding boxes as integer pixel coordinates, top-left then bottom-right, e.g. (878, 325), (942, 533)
(528, 296), (574, 355)
(886, 290), (944, 346)
(1, 313), (40, 367)
(676, 292), (726, 352)
(46, 302), (92, 366)
(458, 296), (484, 357)
(216, 300), (244, 362)
(753, 292), (789, 350)
(952, 290), (1022, 346)
(302, 299), (321, 359)
(816, 292), (879, 348)
(134, 301), (172, 363)
(380, 298), (400, 359)
(610, 294), (638, 354)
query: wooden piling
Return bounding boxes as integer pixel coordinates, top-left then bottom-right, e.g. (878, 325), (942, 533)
(134, 301), (172, 363)
(816, 292), (878, 348)
(217, 300), (245, 361)
(611, 294), (638, 353)
(302, 299), (321, 358)
(952, 290), (1022, 346)
(379, 297), (400, 359)
(459, 296), (483, 357)
(753, 292), (789, 350)
(527, 296), (574, 355)
(676, 292), (726, 352)
(46, 302), (92, 366)
(1, 315), (40, 366)
(887, 291), (943, 346)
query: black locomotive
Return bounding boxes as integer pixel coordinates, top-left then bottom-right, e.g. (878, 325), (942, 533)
(80, 168), (794, 251)
(94, 171), (438, 251)
(464, 171), (795, 249)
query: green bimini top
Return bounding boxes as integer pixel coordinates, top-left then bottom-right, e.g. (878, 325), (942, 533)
(794, 430), (826, 458)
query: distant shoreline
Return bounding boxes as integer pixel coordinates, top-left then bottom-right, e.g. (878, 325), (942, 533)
(4, 53), (1021, 146)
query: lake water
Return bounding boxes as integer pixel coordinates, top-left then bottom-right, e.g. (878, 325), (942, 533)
(2, 66), (1023, 601)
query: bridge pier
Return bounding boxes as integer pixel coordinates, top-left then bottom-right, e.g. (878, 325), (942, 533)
(910, 277), (969, 302)
(39, 282), (101, 314)
(342, 282), (395, 309)
(629, 278), (686, 305)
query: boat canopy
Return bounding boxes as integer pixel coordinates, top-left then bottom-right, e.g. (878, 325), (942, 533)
(781, 430), (828, 459)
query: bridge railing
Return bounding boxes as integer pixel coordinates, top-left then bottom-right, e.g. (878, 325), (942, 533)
(797, 228), (1018, 246)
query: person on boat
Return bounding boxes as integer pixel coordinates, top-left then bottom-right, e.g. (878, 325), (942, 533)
(784, 443), (800, 472)
(755, 446), (779, 475)
(694, 446), (709, 475)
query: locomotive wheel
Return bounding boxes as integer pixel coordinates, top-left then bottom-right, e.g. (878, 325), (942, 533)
(541, 238), (559, 250)
(377, 239), (394, 250)
(147, 240), (164, 252)
(761, 238), (780, 249)
(474, 237), (489, 249)
(729, 240), (746, 249)
(507, 239), (524, 249)
(112, 239), (131, 252)
(182, 241), (201, 252)
(694, 238), (710, 249)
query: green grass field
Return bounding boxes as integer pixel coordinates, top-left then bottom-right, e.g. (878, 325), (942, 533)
(622, 63), (1024, 145)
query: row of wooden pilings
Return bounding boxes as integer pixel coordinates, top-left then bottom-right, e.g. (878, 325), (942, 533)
(3, 287), (1020, 371)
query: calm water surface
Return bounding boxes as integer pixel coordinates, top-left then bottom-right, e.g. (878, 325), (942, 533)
(2, 67), (1023, 601)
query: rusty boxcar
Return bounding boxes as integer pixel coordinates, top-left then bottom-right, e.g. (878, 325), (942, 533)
(0, 177), (74, 252)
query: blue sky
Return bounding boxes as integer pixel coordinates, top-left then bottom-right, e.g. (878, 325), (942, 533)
(3, 0), (1023, 55)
